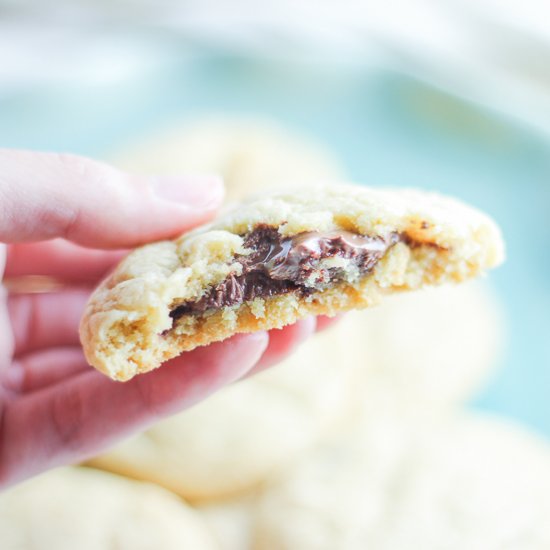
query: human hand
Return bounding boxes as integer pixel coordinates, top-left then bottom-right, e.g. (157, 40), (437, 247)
(0, 150), (324, 489)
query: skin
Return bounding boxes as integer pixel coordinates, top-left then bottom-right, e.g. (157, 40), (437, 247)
(0, 150), (337, 489)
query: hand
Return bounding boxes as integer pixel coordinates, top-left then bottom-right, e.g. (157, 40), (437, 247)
(0, 150), (323, 489)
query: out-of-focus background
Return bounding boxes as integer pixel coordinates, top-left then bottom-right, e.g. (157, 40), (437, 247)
(1, 0), (548, 434)
(0, 2), (549, 549)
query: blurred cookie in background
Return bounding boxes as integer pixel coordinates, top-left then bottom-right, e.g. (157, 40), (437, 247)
(254, 412), (550, 550)
(0, 467), (217, 550)
(198, 494), (257, 550)
(110, 117), (346, 202)
(87, 319), (358, 502)
(352, 280), (504, 411)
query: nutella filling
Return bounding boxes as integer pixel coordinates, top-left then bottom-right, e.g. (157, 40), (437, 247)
(170, 225), (399, 321)
(170, 225), (400, 321)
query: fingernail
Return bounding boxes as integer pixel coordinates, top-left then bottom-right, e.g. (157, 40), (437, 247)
(151, 175), (224, 210)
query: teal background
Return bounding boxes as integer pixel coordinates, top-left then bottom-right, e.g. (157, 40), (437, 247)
(1, 51), (548, 436)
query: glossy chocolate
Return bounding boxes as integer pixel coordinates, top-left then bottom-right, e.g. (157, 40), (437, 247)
(170, 225), (399, 320)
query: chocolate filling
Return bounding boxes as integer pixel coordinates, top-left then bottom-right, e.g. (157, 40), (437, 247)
(169, 225), (400, 322)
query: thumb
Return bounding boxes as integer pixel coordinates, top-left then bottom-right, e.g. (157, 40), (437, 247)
(0, 149), (224, 248)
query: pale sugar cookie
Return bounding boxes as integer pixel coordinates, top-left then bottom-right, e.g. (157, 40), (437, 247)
(80, 185), (504, 381)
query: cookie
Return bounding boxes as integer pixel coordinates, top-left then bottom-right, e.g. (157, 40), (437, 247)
(351, 281), (504, 409)
(197, 494), (256, 550)
(0, 467), (217, 550)
(80, 185), (504, 381)
(254, 413), (550, 550)
(87, 318), (358, 501)
(110, 117), (345, 202)
(117, 121), (503, 406)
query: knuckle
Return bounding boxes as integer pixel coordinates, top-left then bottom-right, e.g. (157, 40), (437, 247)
(53, 153), (121, 194)
(54, 152), (99, 178)
(49, 153), (128, 239)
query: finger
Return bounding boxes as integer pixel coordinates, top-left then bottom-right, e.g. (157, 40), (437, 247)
(0, 245), (15, 368)
(0, 149), (224, 247)
(9, 289), (89, 356)
(0, 332), (268, 488)
(247, 317), (317, 377)
(5, 240), (126, 284)
(2, 348), (89, 394)
(0, 285), (14, 370)
(316, 314), (343, 332)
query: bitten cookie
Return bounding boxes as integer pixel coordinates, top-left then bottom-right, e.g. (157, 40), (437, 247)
(0, 467), (217, 550)
(80, 184), (504, 381)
